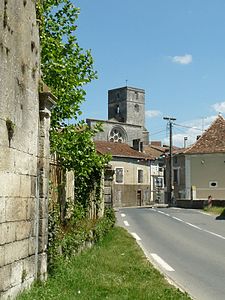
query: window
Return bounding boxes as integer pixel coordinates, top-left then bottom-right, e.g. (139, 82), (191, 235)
(209, 181), (218, 188)
(138, 169), (143, 183)
(155, 177), (163, 188)
(115, 168), (123, 183)
(173, 168), (179, 184)
(109, 127), (126, 143)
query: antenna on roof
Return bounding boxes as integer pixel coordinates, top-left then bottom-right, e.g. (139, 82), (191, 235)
(125, 79), (128, 87)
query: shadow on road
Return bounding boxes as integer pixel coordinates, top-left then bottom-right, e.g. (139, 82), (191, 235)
(216, 208), (225, 220)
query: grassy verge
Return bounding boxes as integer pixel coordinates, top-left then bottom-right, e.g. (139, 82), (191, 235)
(18, 227), (191, 300)
(203, 206), (225, 216)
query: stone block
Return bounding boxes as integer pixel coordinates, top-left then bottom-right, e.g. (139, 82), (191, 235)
(38, 234), (48, 252)
(26, 197), (35, 220)
(39, 197), (48, 219)
(0, 284), (22, 300)
(0, 222), (16, 245)
(0, 198), (6, 223)
(0, 245), (5, 267)
(15, 221), (32, 241)
(23, 255), (35, 280)
(5, 239), (29, 265)
(20, 175), (32, 198)
(0, 173), (21, 197)
(28, 237), (36, 256)
(0, 264), (11, 291)
(5, 198), (27, 221)
(38, 253), (47, 280)
(104, 187), (111, 195)
(10, 260), (23, 287)
(39, 218), (48, 237)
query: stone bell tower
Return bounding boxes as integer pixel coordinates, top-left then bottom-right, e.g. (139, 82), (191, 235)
(108, 86), (145, 127)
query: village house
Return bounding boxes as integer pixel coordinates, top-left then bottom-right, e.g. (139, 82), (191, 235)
(95, 141), (152, 207)
(171, 115), (225, 207)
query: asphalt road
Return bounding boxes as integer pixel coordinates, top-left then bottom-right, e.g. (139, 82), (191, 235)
(116, 207), (225, 300)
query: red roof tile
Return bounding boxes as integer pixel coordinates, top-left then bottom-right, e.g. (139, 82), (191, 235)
(185, 115), (225, 154)
(94, 141), (151, 159)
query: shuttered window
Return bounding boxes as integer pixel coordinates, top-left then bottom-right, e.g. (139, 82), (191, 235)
(138, 169), (143, 183)
(115, 168), (123, 183)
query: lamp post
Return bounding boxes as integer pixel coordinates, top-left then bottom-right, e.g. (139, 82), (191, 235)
(163, 116), (176, 205)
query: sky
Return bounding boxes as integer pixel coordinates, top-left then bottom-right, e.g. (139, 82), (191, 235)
(74, 0), (225, 147)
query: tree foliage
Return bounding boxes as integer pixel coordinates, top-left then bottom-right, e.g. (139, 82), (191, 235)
(37, 0), (110, 210)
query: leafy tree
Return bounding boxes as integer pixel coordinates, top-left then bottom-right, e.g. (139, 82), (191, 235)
(37, 0), (110, 212)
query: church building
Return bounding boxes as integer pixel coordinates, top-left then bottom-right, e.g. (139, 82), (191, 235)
(87, 86), (149, 149)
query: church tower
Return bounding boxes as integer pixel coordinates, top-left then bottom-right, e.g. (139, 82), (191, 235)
(108, 86), (145, 127)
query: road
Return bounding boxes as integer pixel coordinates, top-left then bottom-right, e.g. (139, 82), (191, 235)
(116, 207), (225, 300)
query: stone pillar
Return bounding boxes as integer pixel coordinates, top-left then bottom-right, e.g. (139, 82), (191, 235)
(104, 165), (115, 209)
(37, 90), (56, 280)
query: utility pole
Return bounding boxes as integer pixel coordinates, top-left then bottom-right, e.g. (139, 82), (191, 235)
(163, 116), (176, 206)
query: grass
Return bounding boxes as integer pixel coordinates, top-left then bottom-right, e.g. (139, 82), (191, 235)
(203, 206), (225, 216)
(18, 227), (191, 300)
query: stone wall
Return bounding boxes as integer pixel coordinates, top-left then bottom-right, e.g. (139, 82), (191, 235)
(0, 1), (52, 298)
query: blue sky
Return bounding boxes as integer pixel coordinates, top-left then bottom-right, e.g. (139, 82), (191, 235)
(75, 0), (225, 147)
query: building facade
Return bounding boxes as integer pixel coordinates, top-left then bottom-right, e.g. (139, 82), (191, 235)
(87, 86), (149, 150)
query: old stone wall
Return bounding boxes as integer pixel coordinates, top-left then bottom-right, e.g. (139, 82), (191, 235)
(0, 1), (51, 298)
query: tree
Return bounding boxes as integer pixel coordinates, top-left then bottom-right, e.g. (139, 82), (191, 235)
(37, 0), (109, 211)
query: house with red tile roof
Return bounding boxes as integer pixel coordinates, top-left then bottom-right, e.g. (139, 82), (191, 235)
(95, 141), (152, 207)
(171, 115), (225, 206)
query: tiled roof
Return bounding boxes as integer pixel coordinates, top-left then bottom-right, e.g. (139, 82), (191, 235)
(143, 144), (166, 159)
(94, 141), (152, 160)
(185, 115), (225, 154)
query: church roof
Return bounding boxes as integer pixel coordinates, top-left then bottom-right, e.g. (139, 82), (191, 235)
(185, 115), (225, 154)
(94, 141), (152, 160)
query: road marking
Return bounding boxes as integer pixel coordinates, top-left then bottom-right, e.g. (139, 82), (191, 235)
(199, 211), (212, 216)
(185, 222), (202, 230)
(124, 220), (129, 227)
(131, 232), (141, 241)
(153, 208), (225, 241)
(172, 216), (183, 222)
(170, 207), (181, 210)
(150, 253), (175, 272)
(204, 230), (225, 240)
(158, 210), (170, 217)
(121, 213), (126, 217)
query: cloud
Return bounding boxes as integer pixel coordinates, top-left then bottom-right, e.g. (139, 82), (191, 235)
(171, 54), (192, 65)
(145, 110), (161, 118)
(212, 101), (225, 113)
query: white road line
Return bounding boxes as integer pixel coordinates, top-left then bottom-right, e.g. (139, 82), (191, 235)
(150, 253), (175, 272)
(199, 211), (212, 216)
(131, 232), (141, 241)
(170, 207), (181, 210)
(124, 220), (129, 227)
(158, 211), (170, 217)
(153, 208), (225, 242)
(172, 216), (183, 222)
(204, 230), (225, 240)
(121, 213), (126, 218)
(185, 222), (202, 230)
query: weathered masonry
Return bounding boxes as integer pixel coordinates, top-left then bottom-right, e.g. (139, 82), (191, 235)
(0, 1), (53, 298)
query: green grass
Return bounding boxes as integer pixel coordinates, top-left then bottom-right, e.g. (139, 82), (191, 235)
(203, 206), (225, 216)
(18, 227), (191, 300)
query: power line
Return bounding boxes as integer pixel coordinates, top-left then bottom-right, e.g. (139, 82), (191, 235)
(173, 123), (202, 131)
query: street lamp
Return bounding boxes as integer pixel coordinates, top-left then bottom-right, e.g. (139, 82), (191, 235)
(163, 116), (176, 205)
